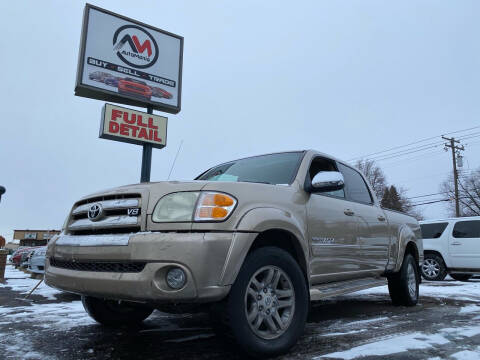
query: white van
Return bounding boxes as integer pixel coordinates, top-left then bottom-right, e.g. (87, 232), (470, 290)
(420, 216), (480, 281)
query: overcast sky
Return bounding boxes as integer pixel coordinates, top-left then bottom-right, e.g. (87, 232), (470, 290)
(1, 1), (479, 241)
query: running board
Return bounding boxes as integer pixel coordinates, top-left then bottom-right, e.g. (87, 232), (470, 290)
(309, 277), (387, 301)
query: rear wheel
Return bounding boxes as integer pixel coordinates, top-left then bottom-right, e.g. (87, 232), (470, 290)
(388, 253), (420, 306)
(217, 247), (308, 358)
(450, 274), (472, 282)
(82, 296), (153, 326)
(421, 253), (447, 281)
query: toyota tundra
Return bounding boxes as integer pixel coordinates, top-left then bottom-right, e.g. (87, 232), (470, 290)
(45, 150), (423, 357)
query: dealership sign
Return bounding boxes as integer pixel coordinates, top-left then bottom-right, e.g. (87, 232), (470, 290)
(100, 104), (167, 149)
(75, 4), (183, 113)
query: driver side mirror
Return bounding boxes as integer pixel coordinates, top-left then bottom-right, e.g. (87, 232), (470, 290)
(310, 172), (344, 192)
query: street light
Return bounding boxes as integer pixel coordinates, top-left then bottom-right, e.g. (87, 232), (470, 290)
(0, 186), (5, 202)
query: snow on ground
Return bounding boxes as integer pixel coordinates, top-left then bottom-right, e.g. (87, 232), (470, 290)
(315, 332), (450, 359)
(2, 262), (62, 300)
(313, 278), (480, 359)
(451, 347), (480, 360)
(2, 263), (480, 359)
(315, 322), (480, 359)
(356, 276), (480, 302)
(1, 264), (93, 359)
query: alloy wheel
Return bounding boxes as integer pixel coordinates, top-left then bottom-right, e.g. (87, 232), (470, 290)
(422, 258), (440, 278)
(407, 263), (418, 300)
(244, 266), (295, 340)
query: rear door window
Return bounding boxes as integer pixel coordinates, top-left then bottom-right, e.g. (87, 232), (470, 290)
(452, 220), (480, 238)
(420, 222), (449, 239)
(337, 163), (373, 204)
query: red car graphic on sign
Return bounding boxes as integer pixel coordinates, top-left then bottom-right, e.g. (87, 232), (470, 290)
(118, 78), (152, 101)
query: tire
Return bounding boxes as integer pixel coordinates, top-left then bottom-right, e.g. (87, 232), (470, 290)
(450, 274), (473, 282)
(388, 253), (420, 306)
(220, 247), (309, 358)
(421, 253), (447, 281)
(81, 296), (153, 326)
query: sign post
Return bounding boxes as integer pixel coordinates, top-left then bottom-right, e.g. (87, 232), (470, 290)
(141, 106), (154, 182)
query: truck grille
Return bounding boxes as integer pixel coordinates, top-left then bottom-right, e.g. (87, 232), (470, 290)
(49, 258), (146, 273)
(67, 194), (142, 235)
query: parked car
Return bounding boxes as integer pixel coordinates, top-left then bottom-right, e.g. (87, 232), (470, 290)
(88, 71), (113, 83)
(45, 150), (423, 358)
(21, 248), (36, 269)
(28, 246), (47, 274)
(151, 86), (173, 99)
(11, 247), (35, 267)
(420, 216), (480, 281)
(118, 78), (152, 101)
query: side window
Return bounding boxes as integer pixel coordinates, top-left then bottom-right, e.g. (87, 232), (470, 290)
(308, 157), (345, 198)
(420, 222), (448, 239)
(337, 163), (373, 204)
(452, 220), (480, 238)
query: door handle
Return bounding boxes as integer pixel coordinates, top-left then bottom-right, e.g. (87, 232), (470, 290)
(344, 209), (355, 216)
(451, 242), (462, 246)
(377, 215), (386, 222)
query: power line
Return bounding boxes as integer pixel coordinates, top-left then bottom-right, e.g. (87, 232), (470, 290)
(411, 196), (470, 207)
(406, 191), (448, 200)
(348, 125), (480, 161)
(371, 142), (444, 162)
(457, 132), (480, 141)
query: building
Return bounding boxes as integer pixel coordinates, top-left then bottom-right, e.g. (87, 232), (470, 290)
(13, 229), (61, 247)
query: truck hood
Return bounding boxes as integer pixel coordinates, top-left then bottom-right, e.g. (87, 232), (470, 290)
(80, 180), (209, 200)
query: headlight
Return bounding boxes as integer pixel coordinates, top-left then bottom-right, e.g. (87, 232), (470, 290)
(152, 191), (236, 223)
(152, 192), (200, 222)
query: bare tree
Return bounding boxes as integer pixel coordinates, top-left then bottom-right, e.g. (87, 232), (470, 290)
(440, 168), (480, 217)
(381, 185), (424, 220)
(355, 159), (387, 200)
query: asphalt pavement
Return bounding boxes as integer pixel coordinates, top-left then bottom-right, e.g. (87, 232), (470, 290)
(1, 265), (479, 360)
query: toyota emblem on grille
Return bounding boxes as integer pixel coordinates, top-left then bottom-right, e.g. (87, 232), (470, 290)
(88, 203), (103, 221)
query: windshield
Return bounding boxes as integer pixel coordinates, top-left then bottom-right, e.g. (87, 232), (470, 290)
(196, 152), (304, 185)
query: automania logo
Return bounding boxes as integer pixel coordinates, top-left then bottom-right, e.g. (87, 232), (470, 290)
(113, 25), (159, 69)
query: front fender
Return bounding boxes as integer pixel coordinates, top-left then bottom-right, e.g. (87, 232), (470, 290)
(218, 207), (309, 286)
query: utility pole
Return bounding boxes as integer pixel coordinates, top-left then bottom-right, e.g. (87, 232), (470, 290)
(442, 136), (465, 217)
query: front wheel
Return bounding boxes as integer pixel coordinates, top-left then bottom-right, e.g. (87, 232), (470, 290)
(450, 274), (472, 282)
(223, 247), (309, 358)
(388, 253), (420, 306)
(82, 296), (153, 326)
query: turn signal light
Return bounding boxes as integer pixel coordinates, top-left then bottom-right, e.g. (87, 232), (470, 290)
(197, 207), (228, 218)
(201, 193), (235, 207)
(194, 192), (237, 221)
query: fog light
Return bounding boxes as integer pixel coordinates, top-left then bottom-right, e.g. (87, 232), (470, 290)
(166, 268), (186, 289)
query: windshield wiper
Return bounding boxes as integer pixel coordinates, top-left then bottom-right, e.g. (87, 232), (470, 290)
(241, 180), (272, 185)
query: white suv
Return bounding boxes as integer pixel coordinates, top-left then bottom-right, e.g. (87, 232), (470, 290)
(420, 216), (480, 281)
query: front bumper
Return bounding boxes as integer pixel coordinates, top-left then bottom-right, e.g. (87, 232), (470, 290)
(45, 231), (256, 303)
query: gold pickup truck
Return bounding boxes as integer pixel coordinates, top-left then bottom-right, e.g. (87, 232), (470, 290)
(45, 150), (423, 357)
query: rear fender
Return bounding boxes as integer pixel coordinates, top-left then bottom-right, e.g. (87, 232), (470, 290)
(393, 224), (421, 272)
